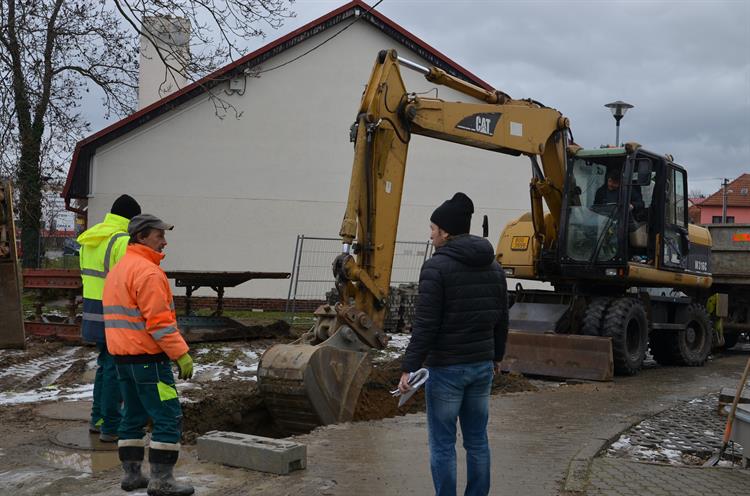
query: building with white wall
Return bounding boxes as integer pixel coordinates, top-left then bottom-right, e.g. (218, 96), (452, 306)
(63, 1), (534, 299)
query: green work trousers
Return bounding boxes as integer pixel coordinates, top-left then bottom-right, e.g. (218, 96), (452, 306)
(115, 360), (182, 444)
(91, 342), (122, 434)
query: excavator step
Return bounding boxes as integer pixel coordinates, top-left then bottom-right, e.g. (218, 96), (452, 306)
(500, 331), (614, 381)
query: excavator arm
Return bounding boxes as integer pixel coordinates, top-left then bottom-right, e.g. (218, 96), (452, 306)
(337, 49), (570, 328)
(258, 50), (576, 433)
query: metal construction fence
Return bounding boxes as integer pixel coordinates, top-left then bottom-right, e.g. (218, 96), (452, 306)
(285, 235), (433, 323)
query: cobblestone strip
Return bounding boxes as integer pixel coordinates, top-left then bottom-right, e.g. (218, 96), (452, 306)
(587, 457), (750, 496)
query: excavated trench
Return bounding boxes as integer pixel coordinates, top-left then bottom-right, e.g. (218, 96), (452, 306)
(180, 358), (538, 443)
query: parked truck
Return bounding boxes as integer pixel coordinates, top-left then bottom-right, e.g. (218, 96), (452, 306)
(707, 223), (750, 349)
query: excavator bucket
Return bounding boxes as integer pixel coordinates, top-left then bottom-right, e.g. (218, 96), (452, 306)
(500, 331), (614, 381)
(258, 342), (372, 434)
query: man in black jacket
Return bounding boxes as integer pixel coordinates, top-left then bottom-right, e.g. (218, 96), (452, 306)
(399, 192), (508, 496)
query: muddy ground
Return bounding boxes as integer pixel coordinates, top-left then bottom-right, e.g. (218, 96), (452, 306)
(0, 332), (538, 449)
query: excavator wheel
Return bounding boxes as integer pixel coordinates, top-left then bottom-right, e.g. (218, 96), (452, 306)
(651, 304), (712, 367)
(601, 297), (648, 376)
(581, 298), (612, 336)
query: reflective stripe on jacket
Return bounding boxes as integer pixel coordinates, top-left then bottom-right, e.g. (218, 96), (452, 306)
(77, 213), (130, 343)
(102, 243), (188, 360)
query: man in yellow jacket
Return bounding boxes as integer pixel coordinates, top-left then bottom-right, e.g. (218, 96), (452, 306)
(103, 213), (194, 495)
(77, 194), (141, 441)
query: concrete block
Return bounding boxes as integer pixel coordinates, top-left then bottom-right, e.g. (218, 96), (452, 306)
(197, 431), (306, 475)
(730, 404), (750, 467)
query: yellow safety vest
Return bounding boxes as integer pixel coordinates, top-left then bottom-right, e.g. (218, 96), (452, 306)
(78, 213), (131, 299)
(77, 213), (130, 342)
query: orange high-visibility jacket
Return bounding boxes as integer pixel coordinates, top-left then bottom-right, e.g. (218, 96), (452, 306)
(102, 243), (188, 360)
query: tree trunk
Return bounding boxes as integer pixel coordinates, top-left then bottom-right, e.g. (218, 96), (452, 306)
(18, 137), (43, 268)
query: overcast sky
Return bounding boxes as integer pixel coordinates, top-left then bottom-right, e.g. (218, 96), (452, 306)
(85, 0), (749, 196)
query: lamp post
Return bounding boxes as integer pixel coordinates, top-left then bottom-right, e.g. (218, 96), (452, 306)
(604, 100), (634, 147)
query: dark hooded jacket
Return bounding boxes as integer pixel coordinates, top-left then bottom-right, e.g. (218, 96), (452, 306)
(401, 234), (509, 372)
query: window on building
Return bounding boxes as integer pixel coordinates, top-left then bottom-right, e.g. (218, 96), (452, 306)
(712, 216), (735, 224)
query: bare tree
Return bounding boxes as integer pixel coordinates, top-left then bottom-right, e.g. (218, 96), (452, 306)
(689, 189), (706, 199)
(0, 0), (294, 267)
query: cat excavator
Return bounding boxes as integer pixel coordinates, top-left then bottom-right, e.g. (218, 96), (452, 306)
(258, 50), (714, 434)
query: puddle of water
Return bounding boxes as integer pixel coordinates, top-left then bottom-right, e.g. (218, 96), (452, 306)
(38, 447), (120, 474)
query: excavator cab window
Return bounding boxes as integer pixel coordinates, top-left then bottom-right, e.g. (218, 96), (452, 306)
(562, 155), (627, 263)
(627, 158), (654, 261)
(661, 165), (689, 270)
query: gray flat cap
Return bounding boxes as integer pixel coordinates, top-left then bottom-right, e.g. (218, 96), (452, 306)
(127, 214), (174, 237)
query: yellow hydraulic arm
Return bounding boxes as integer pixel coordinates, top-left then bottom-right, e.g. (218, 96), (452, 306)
(336, 49), (571, 336)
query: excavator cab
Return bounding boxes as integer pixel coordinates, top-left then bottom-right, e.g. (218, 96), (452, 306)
(555, 146), (708, 288)
(558, 147), (654, 280)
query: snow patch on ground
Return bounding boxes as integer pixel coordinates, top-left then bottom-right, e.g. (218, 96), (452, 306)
(608, 434), (686, 464)
(0, 384), (94, 406)
(190, 346), (263, 383)
(0, 347), (79, 383)
(372, 333), (411, 362)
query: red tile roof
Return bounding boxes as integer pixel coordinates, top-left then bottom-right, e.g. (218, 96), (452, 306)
(700, 173), (750, 207)
(63, 0), (493, 201)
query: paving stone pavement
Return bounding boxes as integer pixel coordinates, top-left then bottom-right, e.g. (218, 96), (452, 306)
(586, 457), (750, 496)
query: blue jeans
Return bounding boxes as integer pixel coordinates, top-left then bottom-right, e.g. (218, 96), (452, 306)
(426, 361), (493, 496)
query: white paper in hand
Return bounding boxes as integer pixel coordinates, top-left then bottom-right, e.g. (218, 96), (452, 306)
(390, 368), (429, 407)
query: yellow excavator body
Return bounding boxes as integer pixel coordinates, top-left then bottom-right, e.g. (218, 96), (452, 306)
(258, 50), (714, 432)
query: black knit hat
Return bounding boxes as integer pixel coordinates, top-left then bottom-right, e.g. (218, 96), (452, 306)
(430, 192), (474, 235)
(110, 194), (141, 220)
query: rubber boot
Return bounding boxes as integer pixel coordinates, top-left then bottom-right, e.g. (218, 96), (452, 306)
(118, 446), (149, 492)
(121, 461), (149, 491)
(147, 463), (194, 496)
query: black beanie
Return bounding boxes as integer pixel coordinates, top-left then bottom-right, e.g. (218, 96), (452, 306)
(430, 192), (474, 235)
(110, 194), (142, 220)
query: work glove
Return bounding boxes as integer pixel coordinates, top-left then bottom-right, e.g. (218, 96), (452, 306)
(176, 353), (194, 380)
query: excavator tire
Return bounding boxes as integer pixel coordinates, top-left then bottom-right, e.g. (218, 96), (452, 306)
(581, 298), (612, 336)
(651, 304), (712, 367)
(601, 297), (648, 376)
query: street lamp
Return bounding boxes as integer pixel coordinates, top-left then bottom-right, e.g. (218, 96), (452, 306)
(604, 100), (634, 147)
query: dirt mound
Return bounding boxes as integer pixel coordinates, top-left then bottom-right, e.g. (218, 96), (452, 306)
(355, 359), (424, 421)
(55, 359), (89, 387)
(354, 360), (538, 421)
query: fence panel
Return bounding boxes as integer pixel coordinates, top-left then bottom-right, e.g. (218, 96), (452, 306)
(286, 236), (432, 328)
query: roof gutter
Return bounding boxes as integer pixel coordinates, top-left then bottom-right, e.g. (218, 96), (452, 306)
(64, 196), (85, 216)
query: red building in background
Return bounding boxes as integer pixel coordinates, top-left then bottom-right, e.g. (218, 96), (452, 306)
(699, 174), (750, 224)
